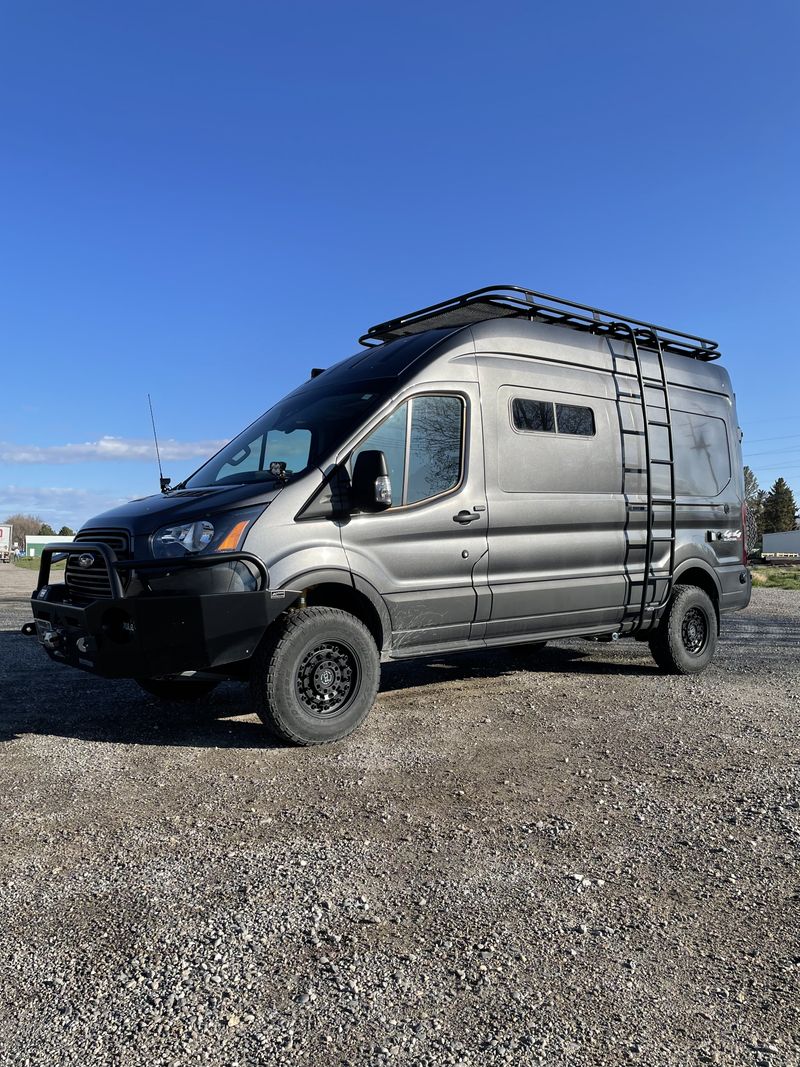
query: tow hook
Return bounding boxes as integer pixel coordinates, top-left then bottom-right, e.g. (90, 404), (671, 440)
(41, 629), (63, 651)
(23, 621), (64, 651)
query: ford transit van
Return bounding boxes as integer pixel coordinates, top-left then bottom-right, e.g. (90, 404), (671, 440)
(27, 286), (751, 744)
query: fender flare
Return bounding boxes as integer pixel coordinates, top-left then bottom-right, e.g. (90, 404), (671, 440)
(350, 574), (393, 652)
(672, 556), (723, 632)
(281, 566), (354, 591)
(279, 568), (392, 653)
(672, 556), (723, 597)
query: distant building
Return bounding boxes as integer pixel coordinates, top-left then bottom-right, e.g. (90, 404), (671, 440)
(25, 534), (74, 558)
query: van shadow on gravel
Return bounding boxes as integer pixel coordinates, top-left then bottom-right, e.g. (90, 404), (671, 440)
(377, 641), (660, 692)
(0, 631), (276, 749)
(0, 631), (658, 748)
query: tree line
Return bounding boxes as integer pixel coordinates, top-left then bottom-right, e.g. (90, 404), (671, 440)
(2, 513), (75, 549)
(743, 469), (798, 549)
(4, 473), (796, 554)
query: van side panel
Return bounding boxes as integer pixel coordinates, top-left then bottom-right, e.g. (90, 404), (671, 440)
(477, 352), (627, 637)
(470, 320), (749, 639)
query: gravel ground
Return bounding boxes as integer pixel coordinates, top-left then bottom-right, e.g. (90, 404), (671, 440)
(0, 563), (798, 1067)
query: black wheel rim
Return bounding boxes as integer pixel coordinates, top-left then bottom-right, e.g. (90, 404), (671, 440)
(681, 606), (709, 655)
(295, 641), (360, 716)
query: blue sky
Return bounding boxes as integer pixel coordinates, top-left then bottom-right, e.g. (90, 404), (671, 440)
(1, 1), (798, 529)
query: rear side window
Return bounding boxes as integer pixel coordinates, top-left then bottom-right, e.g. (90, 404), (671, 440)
(512, 397), (595, 437)
(673, 410), (731, 497)
(499, 386), (612, 494)
(555, 403), (595, 436)
(511, 398), (555, 433)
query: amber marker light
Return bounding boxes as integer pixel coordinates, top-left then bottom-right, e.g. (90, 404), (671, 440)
(215, 520), (249, 552)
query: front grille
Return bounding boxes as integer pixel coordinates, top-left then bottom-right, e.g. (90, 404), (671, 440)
(65, 528), (131, 602)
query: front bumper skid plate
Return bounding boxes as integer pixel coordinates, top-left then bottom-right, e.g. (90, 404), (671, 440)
(28, 541), (299, 679)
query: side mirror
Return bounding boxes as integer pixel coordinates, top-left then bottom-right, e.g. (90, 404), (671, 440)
(351, 450), (392, 512)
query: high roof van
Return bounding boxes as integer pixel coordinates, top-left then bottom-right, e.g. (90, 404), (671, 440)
(27, 286), (751, 744)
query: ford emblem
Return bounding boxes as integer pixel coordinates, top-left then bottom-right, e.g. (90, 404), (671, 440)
(77, 553), (95, 569)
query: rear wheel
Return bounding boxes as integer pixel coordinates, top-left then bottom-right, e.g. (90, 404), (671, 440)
(648, 584), (717, 675)
(136, 677), (219, 702)
(251, 607), (380, 746)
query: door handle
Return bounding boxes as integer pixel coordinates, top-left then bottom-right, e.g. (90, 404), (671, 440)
(453, 510), (481, 524)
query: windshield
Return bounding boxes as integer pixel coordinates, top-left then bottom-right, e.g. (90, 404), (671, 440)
(184, 380), (390, 489)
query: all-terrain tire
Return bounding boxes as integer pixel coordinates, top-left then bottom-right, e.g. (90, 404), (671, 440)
(648, 584), (718, 675)
(136, 677), (220, 702)
(250, 607), (380, 746)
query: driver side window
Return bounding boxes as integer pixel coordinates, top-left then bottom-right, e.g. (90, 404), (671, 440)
(350, 394), (464, 508)
(351, 404), (409, 500)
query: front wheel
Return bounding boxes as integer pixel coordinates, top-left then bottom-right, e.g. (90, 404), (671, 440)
(251, 607), (380, 745)
(648, 585), (718, 675)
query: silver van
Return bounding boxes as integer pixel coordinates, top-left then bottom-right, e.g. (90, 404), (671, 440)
(28, 286), (751, 744)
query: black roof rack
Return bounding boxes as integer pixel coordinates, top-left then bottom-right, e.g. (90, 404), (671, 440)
(358, 285), (721, 361)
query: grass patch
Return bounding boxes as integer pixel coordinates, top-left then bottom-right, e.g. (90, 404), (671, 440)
(12, 558), (65, 572)
(750, 566), (800, 591)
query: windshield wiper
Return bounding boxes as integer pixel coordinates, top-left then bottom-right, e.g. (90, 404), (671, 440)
(182, 471), (287, 491)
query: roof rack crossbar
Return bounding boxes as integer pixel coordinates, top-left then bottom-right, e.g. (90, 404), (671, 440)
(359, 285), (720, 361)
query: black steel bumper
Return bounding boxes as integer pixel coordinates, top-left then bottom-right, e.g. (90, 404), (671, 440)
(26, 542), (300, 679)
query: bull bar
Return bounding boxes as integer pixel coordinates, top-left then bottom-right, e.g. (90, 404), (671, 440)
(23, 541), (299, 679)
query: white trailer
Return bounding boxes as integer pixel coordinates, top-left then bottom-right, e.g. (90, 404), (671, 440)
(0, 524), (12, 563)
(762, 530), (800, 563)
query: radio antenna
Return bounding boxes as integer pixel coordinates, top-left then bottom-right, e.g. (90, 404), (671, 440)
(147, 393), (171, 493)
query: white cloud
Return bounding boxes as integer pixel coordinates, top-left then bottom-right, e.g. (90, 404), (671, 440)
(0, 436), (226, 464)
(0, 485), (148, 531)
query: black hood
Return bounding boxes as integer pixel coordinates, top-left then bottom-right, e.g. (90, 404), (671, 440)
(80, 482), (284, 536)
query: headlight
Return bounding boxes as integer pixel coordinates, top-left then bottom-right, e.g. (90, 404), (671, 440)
(151, 506), (264, 559)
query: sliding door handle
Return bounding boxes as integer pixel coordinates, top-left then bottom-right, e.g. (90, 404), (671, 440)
(453, 510), (481, 524)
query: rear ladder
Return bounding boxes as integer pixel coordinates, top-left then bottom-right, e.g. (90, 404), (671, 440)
(613, 325), (677, 631)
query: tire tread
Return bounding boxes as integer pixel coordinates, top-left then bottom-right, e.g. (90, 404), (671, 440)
(649, 584), (717, 675)
(251, 607), (378, 746)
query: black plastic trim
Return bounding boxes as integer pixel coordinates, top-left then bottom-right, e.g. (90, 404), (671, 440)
(30, 541), (286, 679)
(37, 541), (268, 594)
